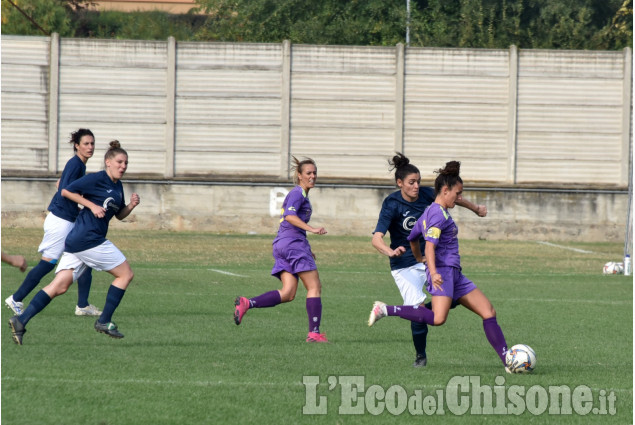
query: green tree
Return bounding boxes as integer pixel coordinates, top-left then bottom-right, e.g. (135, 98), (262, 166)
(2, 0), (72, 36)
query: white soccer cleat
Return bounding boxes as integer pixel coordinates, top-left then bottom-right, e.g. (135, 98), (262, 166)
(368, 301), (387, 327)
(5, 295), (24, 315)
(75, 304), (102, 316)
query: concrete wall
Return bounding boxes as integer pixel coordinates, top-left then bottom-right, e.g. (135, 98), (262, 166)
(2, 36), (632, 187)
(1, 179), (628, 243)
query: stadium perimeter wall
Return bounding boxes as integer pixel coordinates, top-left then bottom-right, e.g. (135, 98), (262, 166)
(0, 179), (628, 243)
(1, 35), (632, 189)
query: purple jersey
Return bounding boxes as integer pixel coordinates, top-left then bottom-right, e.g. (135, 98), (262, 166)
(273, 186), (312, 244)
(408, 202), (461, 268)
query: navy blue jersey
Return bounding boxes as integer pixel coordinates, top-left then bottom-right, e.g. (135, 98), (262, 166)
(47, 155), (86, 222)
(63, 171), (125, 253)
(373, 186), (435, 270)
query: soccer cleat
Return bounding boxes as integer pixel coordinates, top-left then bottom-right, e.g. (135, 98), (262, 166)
(5, 295), (24, 315)
(8, 316), (26, 345)
(413, 354), (428, 368)
(505, 366), (513, 374)
(94, 320), (124, 339)
(75, 304), (102, 316)
(306, 332), (329, 343)
(234, 296), (250, 325)
(368, 301), (387, 326)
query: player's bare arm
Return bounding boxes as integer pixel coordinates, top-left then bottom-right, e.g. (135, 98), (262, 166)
(116, 193), (140, 220)
(372, 232), (405, 258)
(285, 215), (327, 235)
(61, 189), (105, 218)
(456, 198), (487, 217)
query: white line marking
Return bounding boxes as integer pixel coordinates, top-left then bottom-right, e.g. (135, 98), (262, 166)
(208, 269), (247, 277)
(1, 376), (631, 394)
(537, 241), (595, 254)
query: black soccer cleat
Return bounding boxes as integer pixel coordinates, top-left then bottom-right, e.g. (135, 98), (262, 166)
(8, 316), (26, 345)
(94, 320), (124, 339)
(413, 353), (427, 368)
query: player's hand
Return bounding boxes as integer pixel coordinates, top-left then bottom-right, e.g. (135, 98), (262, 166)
(475, 205), (487, 217)
(129, 193), (140, 208)
(389, 246), (406, 257)
(431, 272), (443, 291)
(9, 255), (28, 272)
(311, 227), (327, 235)
(90, 205), (107, 218)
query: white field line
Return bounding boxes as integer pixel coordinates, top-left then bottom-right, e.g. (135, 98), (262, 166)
(208, 269), (248, 277)
(1, 376), (631, 394)
(537, 241), (595, 254)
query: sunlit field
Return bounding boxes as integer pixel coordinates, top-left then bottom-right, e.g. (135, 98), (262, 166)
(1, 228), (632, 424)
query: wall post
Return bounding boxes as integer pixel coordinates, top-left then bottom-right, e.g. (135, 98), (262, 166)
(48, 32), (60, 173)
(506, 44), (519, 184)
(165, 36), (176, 178)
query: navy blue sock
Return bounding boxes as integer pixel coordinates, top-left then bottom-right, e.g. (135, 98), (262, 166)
(13, 260), (56, 302)
(411, 321), (428, 358)
(19, 290), (52, 326)
(98, 285), (126, 324)
(76, 268), (93, 308)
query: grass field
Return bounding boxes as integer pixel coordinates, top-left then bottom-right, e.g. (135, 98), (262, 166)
(1, 228), (632, 424)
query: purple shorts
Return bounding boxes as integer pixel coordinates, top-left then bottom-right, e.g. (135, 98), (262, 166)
(426, 266), (476, 301)
(271, 239), (316, 279)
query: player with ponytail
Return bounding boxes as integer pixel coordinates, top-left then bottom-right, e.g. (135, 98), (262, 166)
(234, 156), (329, 343)
(9, 141), (141, 344)
(5, 129), (100, 318)
(371, 154), (487, 367)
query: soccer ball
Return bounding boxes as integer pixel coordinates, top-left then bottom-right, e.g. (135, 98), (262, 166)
(603, 262), (624, 275)
(505, 344), (536, 374)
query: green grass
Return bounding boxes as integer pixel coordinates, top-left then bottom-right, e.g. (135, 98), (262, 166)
(1, 228), (632, 424)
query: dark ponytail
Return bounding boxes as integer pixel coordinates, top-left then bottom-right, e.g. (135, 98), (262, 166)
(433, 161), (462, 195)
(388, 152), (420, 184)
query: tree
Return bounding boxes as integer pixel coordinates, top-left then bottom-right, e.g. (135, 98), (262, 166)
(2, 0), (72, 36)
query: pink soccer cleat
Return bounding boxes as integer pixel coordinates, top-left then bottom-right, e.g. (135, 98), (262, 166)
(234, 296), (250, 325)
(306, 332), (329, 343)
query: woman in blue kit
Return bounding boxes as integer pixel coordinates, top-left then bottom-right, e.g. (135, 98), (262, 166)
(371, 153), (486, 367)
(5, 129), (101, 317)
(234, 156), (329, 343)
(9, 140), (140, 344)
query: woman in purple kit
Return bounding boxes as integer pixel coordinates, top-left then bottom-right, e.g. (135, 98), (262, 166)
(234, 156), (329, 343)
(368, 161), (510, 371)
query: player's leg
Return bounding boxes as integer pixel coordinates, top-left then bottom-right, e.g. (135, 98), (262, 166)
(392, 263), (429, 366)
(95, 260), (133, 339)
(458, 287), (507, 364)
(6, 214), (72, 314)
(75, 267), (101, 316)
(371, 265), (457, 326)
(299, 270), (327, 342)
(234, 272), (298, 325)
(8, 265), (76, 345)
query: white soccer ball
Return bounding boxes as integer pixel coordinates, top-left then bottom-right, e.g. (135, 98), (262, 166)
(603, 262), (624, 275)
(505, 344), (536, 374)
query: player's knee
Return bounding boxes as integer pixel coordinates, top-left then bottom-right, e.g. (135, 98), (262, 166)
(433, 313), (448, 326)
(126, 269), (134, 283)
(483, 307), (496, 319)
(280, 290), (295, 303)
(433, 317), (447, 326)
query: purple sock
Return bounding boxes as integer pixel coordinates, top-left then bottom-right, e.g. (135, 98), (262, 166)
(306, 297), (322, 333)
(483, 317), (508, 364)
(386, 305), (434, 324)
(249, 290), (281, 308)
